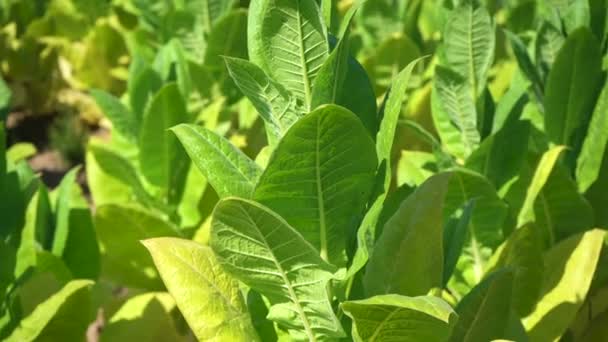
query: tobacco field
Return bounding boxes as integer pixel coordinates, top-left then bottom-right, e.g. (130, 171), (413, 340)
(1, 0), (608, 341)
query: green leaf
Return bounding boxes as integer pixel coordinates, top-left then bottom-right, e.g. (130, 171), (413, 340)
(248, 0), (329, 110)
(62, 202), (100, 280)
(443, 200), (476, 287)
(576, 79), (608, 193)
(87, 143), (163, 211)
(224, 57), (300, 141)
(211, 198), (344, 341)
(90, 89), (137, 142)
(100, 293), (184, 342)
(0, 76), (11, 120)
(364, 173), (450, 297)
(533, 163), (594, 244)
(432, 66), (480, 159)
(95, 205), (180, 290)
(442, 0), (495, 98)
(362, 33), (421, 95)
(172, 124), (262, 199)
(342, 294), (457, 342)
(139, 84), (190, 189)
(51, 167), (80, 258)
(204, 9), (248, 74)
(466, 120), (530, 191)
(253, 105), (377, 267)
(523, 229), (606, 341)
(143, 238), (259, 341)
(543, 27), (602, 161)
(516, 146), (566, 228)
(5, 280), (93, 342)
(6, 143), (36, 163)
(505, 31), (544, 104)
(486, 224), (543, 317)
(535, 21), (565, 81)
(127, 59), (162, 123)
(189, 0), (236, 34)
(446, 170), (508, 291)
(449, 270), (514, 342)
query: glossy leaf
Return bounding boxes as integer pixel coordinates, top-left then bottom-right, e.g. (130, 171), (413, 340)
(523, 229), (606, 341)
(576, 79), (608, 192)
(143, 238), (259, 341)
(139, 84), (190, 189)
(172, 124), (262, 199)
(254, 105), (377, 267)
(544, 28), (602, 157)
(449, 270), (514, 342)
(364, 173), (450, 297)
(211, 198), (344, 341)
(342, 295), (457, 342)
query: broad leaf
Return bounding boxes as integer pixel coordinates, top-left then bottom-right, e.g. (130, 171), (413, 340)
(342, 295), (457, 342)
(516, 146), (565, 229)
(139, 84), (190, 190)
(443, 200), (476, 287)
(254, 105), (377, 267)
(449, 270), (514, 342)
(95, 205), (180, 290)
(143, 238), (259, 341)
(211, 198), (344, 341)
(432, 66), (480, 159)
(204, 10), (248, 74)
(364, 173), (450, 297)
(535, 21), (565, 80)
(172, 124), (262, 199)
(443, 0), (495, 98)
(248, 0), (329, 110)
(5, 280), (93, 342)
(523, 229), (606, 341)
(576, 79), (608, 192)
(543, 27), (602, 163)
(224, 57), (300, 141)
(100, 293), (184, 342)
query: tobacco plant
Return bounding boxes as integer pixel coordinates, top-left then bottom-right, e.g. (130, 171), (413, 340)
(141, 0), (608, 341)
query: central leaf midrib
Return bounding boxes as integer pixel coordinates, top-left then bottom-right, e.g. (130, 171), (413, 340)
(315, 115), (329, 263)
(295, 0), (313, 110)
(240, 204), (318, 342)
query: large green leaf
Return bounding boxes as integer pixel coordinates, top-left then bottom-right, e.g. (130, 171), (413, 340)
(442, 0), (495, 98)
(523, 229), (606, 341)
(486, 224), (544, 317)
(5, 280), (93, 342)
(248, 0), (329, 110)
(342, 294), (457, 342)
(533, 163), (594, 244)
(446, 170), (508, 291)
(535, 21), (565, 81)
(517, 146), (566, 229)
(139, 84), (190, 190)
(211, 198), (344, 341)
(127, 59), (162, 123)
(172, 124), (262, 199)
(143, 238), (259, 341)
(224, 57), (300, 141)
(543, 27), (602, 161)
(95, 205), (180, 290)
(100, 292), (185, 342)
(576, 79), (608, 192)
(253, 105), (377, 267)
(432, 66), (480, 159)
(449, 270), (514, 342)
(204, 9), (248, 74)
(364, 173), (450, 297)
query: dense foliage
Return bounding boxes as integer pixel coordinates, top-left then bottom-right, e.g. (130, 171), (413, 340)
(2, 0), (608, 341)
